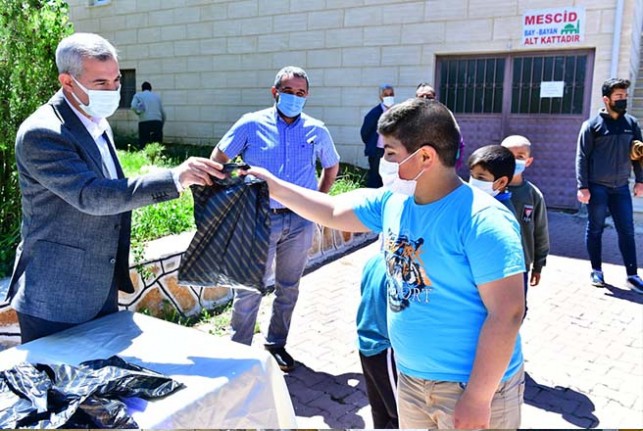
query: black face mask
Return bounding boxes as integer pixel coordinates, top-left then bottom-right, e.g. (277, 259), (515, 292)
(611, 99), (627, 114)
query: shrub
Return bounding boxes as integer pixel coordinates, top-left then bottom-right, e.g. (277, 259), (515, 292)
(0, 1), (74, 277)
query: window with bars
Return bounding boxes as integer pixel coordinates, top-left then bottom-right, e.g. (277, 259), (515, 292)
(439, 58), (505, 114)
(119, 69), (136, 110)
(511, 55), (586, 115)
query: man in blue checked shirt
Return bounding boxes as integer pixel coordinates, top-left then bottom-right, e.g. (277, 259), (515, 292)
(211, 66), (340, 371)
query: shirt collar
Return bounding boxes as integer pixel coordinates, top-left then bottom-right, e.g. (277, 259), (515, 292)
(63, 93), (109, 140)
(272, 105), (301, 125)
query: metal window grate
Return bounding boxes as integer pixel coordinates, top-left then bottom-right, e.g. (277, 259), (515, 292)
(439, 58), (505, 114)
(511, 55), (586, 114)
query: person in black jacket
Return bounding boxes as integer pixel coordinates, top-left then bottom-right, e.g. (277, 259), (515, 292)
(575, 77), (643, 293)
(361, 84), (395, 188)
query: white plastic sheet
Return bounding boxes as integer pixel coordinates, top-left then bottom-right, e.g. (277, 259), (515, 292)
(0, 311), (297, 428)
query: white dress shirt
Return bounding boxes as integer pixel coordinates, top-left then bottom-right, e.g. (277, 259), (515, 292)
(64, 95), (119, 179)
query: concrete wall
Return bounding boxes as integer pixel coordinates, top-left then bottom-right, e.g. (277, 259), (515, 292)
(67, 0), (640, 167)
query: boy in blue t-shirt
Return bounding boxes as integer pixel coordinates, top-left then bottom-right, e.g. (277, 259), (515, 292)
(356, 253), (398, 429)
(245, 98), (525, 429)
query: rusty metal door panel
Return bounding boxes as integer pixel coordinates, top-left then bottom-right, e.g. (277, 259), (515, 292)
(437, 50), (594, 210)
(505, 115), (583, 209)
(455, 114), (503, 178)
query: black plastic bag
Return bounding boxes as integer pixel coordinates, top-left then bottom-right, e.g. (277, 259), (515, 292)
(0, 355), (185, 429)
(178, 175), (271, 294)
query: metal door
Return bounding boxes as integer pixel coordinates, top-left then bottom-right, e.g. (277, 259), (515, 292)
(437, 50), (594, 209)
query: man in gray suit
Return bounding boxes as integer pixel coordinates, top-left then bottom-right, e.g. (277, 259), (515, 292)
(7, 32), (224, 343)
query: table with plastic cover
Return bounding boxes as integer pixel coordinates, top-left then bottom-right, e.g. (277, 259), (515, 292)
(0, 310), (297, 428)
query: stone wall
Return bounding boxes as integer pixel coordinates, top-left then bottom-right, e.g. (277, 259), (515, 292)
(0, 226), (376, 350)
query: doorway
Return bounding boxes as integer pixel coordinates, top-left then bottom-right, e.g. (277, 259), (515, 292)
(436, 50), (595, 209)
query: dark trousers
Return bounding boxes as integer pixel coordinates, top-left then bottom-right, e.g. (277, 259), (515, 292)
(585, 183), (638, 276)
(138, 120), (163, 148)
(359, 348), (399, 429)
(366, 150), (384, 188)
(523, 271), (529, 318)
(17, 277), (119, 344)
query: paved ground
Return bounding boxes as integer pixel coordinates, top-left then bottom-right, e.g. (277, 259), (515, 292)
(249, 210), (643, 429)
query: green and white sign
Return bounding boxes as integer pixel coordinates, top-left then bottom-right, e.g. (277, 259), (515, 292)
(522, 7), (584, 46)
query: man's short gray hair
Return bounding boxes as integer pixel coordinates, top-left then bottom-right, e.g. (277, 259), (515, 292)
(55, 32), (118, 77)
(379, 83), (394, 96)
(273, 66), (309, 90)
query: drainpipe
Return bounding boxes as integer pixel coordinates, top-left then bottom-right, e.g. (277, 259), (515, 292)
(610, 0), (624, 78)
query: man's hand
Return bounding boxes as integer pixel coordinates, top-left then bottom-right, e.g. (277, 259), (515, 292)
(530, 271), (541, 286)
(577, 188), (590, 204)
(453, 390), (491, 429)
(634, 182), (643, 197)
(174, 157), (225, 188)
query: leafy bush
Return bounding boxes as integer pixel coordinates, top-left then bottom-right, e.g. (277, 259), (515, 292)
(0, 1), (73, 277)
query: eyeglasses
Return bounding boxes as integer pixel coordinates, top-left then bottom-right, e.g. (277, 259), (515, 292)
(416, 94), (435, 100)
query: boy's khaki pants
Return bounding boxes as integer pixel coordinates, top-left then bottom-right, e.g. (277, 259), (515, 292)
(398, 365), (524, 429)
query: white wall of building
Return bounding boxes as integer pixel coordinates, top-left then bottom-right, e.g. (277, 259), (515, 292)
(68, 0), (641, 167)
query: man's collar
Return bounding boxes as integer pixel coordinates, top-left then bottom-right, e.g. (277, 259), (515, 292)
(273, 105), (302, 124)
(62, 92), (108, 139)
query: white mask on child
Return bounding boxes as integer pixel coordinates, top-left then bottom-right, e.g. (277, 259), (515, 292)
(514, 159), (527, 176)
(379, 149), (424, 196)
(469, 177), (499, 197)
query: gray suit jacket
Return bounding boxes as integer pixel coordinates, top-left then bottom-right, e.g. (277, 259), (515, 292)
(7, 90), (180, 323)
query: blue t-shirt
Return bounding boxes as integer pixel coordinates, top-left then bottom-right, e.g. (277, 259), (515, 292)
(356, 253), (390, 356)
(353, 183), (525, 382)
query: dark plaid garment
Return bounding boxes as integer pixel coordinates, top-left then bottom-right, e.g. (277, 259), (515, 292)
(0, 356), (184, 429)
(178, 175), (271, 294)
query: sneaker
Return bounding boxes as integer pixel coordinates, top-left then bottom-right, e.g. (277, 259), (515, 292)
(266, 346), (295, 372)
(590, 270), (605, 287)
(626, 275), (643, 294)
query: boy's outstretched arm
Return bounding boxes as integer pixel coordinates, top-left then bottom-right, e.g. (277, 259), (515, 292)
(246, 166), (371, 233)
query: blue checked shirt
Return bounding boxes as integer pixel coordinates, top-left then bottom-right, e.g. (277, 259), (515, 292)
(217, 106), (340, 209)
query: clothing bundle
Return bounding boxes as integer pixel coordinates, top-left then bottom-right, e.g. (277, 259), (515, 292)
(178, 174), (271, 294)
(0, 355), (184, 429)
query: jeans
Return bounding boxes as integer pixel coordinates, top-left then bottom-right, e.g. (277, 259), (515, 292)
(230, 211), (314, 346)
(585, 183), (638, 276)
(397, 365), (524, 429)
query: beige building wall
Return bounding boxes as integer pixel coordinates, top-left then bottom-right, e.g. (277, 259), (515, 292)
(67, 0), (642, 167)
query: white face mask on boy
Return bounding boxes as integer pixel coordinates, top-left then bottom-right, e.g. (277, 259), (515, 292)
(379, 148), (425, 196)
(469, 177), (500, 197)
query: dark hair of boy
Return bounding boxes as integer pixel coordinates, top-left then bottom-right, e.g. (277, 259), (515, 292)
(467, 144), (516, 185)
(377, 98), (461, 167)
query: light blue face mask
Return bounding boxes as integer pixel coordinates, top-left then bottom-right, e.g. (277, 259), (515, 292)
(276, 92), (306, 118)
(514, 159), (527, 176)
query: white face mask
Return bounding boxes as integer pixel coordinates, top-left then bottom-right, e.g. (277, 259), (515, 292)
(469, 177), (499, 197)
(379, 148), (424, 196)
(71, 76), (121, 119)
(382, 96), (395, 108)
(514, 159), (527, 176)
